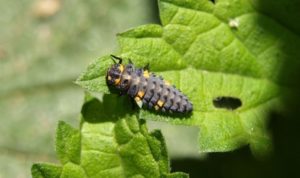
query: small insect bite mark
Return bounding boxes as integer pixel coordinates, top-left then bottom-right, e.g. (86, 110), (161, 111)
(229, 18), (239, 28)
(213, 96), (242, 110)
(106, 55), (193, 114)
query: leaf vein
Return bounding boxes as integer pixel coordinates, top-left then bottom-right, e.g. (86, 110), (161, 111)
(239, 96), (279, 112)
(82, 149), (116, 155)
(182, 23), (223, 57)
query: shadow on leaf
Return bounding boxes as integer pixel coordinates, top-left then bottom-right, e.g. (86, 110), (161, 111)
(143, 107), (193, 120)
(81, 93), (137, 123)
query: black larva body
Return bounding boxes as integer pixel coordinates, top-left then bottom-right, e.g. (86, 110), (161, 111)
(106, 55), (193, 113)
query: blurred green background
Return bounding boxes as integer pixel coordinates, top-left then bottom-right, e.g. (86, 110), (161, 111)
(0, 0), (164, 177)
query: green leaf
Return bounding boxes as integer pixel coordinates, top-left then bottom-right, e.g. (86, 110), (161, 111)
(32, 93), (187, 177)
(80, 94), (183, 177)
(56, 121), (81, 164)
(76, 0), (300, 156)
(31, 163), (62, 178)
(60, 162), (87, 178)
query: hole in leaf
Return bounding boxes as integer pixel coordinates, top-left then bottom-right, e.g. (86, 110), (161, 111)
(213, 96), (242, 110)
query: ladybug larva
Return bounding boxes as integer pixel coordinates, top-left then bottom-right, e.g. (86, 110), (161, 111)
(106, 55), (193, 113)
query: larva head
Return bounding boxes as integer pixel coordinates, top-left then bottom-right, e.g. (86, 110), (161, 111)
(106, 63), (124, 86)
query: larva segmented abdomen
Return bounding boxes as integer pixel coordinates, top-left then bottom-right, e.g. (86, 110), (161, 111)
(125, 67), (193, 113)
